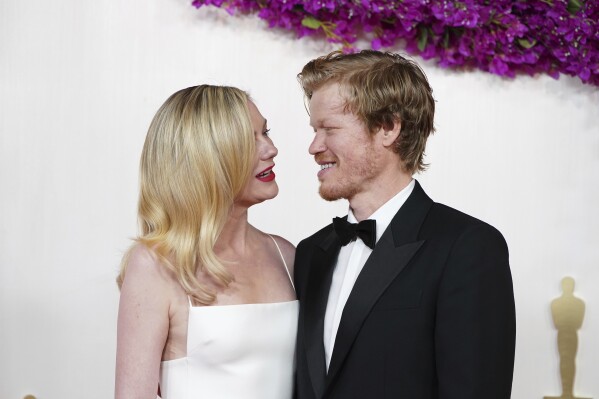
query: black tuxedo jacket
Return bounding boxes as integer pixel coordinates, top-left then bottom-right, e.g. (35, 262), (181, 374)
(294, 181), (516, 399)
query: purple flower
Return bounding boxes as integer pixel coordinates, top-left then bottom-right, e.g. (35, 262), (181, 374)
(190, 0), (599, 86)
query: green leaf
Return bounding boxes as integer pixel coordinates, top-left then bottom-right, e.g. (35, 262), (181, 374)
(443, 30), (450, 48)
(417, 27), (428, 52)
(567, 0), (582, 14)
(301, 16), (321, 30)
(517, 38), (537, 49)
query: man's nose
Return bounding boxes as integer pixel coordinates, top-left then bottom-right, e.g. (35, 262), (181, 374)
(309, 132), (326, 155)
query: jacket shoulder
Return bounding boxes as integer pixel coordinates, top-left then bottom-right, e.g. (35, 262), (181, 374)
(297, 222), (335, 248)
(425, 202), (505, 241)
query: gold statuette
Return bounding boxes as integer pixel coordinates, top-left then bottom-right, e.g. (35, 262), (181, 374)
(544, 277), (591, 399)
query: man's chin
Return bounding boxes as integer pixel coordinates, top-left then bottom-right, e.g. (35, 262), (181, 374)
(319, 186), (344, 202)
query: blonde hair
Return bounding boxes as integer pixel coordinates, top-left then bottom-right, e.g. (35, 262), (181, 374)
(298, 50), (435, 174)
(117, 85), (255, 305)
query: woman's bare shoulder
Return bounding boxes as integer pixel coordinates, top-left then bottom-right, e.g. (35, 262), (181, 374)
(268, 234), (295, 254)
(121, 243), (177, 291)
(267, 234), (296, 275)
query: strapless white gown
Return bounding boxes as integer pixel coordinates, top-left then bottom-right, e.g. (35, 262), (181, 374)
(159, 237), (298, 399)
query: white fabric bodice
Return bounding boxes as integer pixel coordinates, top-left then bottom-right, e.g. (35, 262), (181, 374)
(159, 237), (298, 399)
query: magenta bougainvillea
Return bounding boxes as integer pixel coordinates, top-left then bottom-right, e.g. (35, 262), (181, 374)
(192, 0), (598, 86)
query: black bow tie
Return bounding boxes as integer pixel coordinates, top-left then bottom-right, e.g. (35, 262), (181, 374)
(333, 217), (377, 249)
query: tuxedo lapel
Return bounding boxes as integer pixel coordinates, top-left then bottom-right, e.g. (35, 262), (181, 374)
(325, 238), (424, 385)
(303, 229), (342, 399)
(325, 181), (433, 389)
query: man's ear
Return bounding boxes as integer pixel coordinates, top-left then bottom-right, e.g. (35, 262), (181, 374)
(381, 120), (401, 148)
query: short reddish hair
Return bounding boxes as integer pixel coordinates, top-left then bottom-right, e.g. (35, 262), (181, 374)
(298, 50), (435, 173)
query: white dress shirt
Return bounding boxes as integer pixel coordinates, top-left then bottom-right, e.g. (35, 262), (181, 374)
(323, 179), (415, 370)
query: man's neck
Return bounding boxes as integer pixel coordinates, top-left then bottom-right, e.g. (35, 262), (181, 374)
(349, 174), (413, 221)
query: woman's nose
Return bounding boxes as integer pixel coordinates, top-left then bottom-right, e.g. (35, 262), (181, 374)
(260, 140), (278, 160)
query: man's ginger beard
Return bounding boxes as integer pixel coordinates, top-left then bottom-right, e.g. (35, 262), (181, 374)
(316, 140), (380, 202)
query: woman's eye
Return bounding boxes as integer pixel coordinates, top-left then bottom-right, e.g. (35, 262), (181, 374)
(263, 129), (271, 137)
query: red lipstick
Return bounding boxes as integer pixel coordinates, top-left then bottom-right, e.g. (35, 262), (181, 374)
(256, 165), (276, 182)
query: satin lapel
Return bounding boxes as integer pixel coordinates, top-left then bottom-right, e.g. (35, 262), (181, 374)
(325, 180), (433, 388)
(303, 229), (341, 399)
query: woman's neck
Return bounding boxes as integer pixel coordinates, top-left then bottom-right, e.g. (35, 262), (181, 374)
(214, 204), (253, 256)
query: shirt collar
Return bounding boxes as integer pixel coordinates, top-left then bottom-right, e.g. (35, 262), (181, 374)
(347, 179), (415, 243)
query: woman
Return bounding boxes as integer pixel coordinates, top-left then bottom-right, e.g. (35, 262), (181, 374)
(115, 85), (297, 399)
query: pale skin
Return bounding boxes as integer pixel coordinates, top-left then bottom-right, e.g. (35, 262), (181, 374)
(308, 82), (412, 220)
(115, 100), (296, 399)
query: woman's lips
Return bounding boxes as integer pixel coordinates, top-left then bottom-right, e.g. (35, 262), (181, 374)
(256, 166), (276, 182)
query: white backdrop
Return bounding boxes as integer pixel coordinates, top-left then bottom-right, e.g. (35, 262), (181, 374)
(1, 0), (598, 398)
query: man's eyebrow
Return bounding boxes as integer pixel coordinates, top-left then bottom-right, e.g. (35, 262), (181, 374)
(309, 121), (321, 129)
(311, 116), (339, 127)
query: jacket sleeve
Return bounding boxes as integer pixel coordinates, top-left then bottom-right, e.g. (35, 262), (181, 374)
(435, 223), (516, 399)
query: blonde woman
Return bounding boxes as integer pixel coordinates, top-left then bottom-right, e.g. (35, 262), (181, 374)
(115, 85), (297, 399)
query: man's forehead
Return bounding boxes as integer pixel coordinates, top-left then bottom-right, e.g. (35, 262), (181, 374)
(309, 88), (350, 121)
(309, 98), (345, 119)
(313, 81), (347, 101)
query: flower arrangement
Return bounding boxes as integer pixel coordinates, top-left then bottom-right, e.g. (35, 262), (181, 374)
(192, 0), (598, 86)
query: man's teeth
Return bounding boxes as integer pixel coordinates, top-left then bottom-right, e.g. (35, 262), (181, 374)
(320, 163), (335, 170)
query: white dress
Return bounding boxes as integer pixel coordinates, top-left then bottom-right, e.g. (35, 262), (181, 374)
(159, 237), (298, 399)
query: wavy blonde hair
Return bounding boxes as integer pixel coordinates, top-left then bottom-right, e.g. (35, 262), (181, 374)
(117, 85), (255, 305)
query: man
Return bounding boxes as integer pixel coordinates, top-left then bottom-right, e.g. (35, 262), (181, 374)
(294, 50), (516, 399)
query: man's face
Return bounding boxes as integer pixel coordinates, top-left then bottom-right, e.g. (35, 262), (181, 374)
(308, 82), (383, 202)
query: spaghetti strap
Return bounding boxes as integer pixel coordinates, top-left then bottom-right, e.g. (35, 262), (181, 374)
(268, 234), (295, 291)
(187, 295), (193, 308)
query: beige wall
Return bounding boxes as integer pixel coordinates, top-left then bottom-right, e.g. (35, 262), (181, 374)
(1, 0), (598, 398)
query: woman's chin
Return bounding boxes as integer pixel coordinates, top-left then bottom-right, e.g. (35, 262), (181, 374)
(236, 188), (279, 208)
(254, 189), (279, 205)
